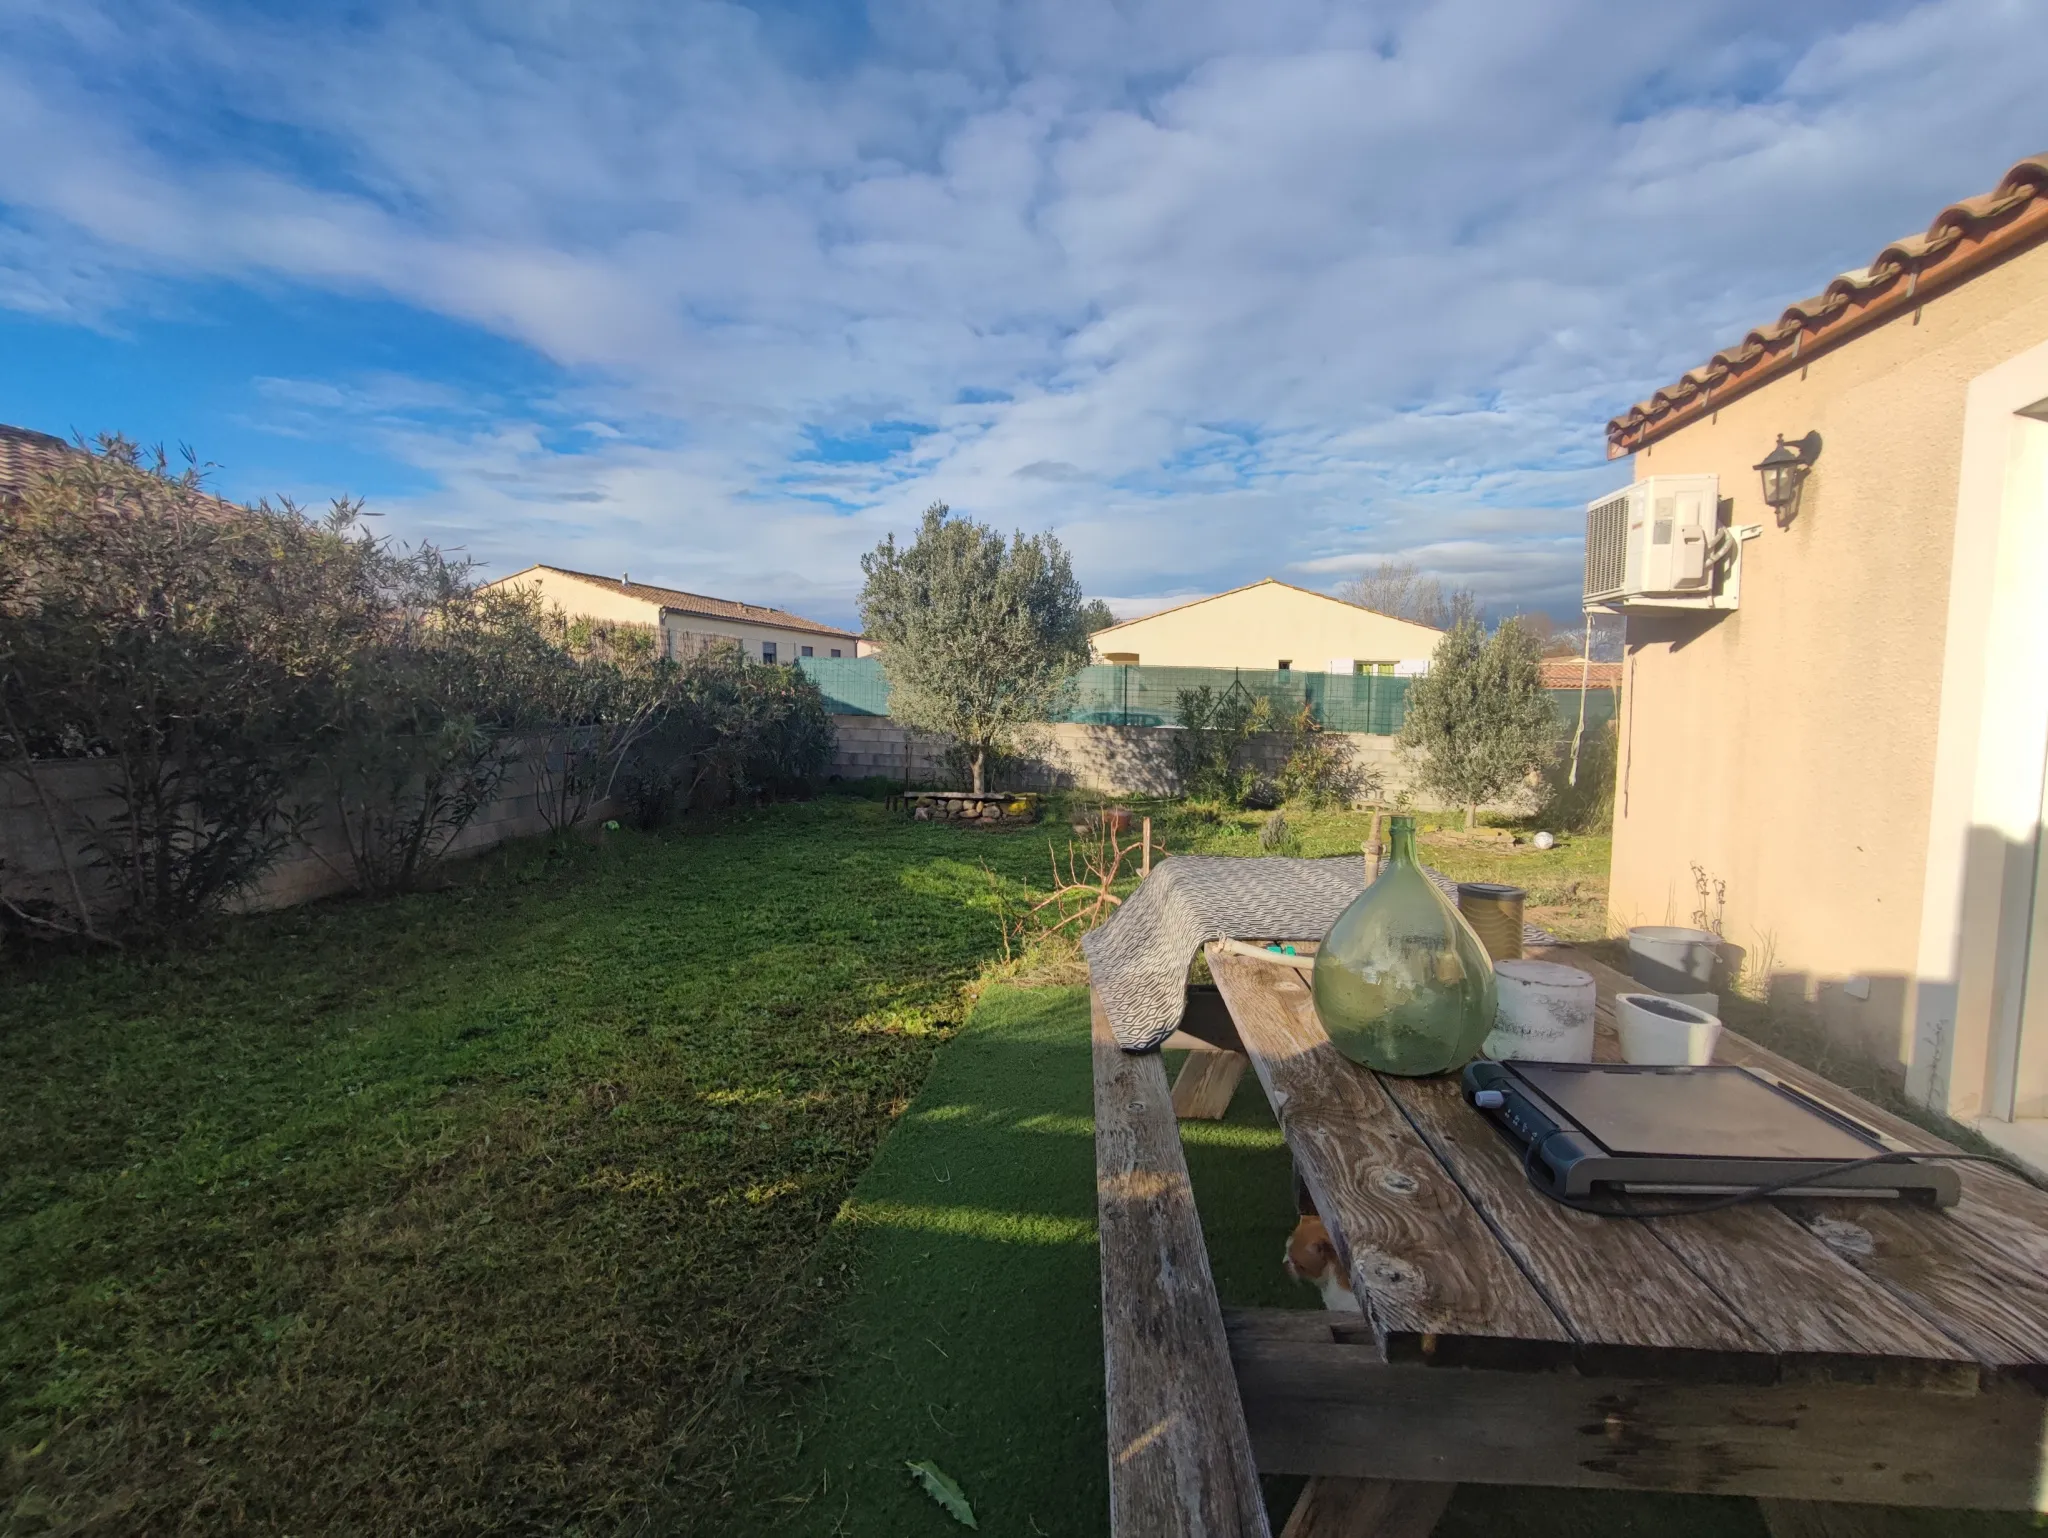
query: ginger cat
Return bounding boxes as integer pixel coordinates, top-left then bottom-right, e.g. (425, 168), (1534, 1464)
(1283, 1214), (1361, 1313)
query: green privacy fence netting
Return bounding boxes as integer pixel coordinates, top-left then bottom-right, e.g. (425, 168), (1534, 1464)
(1061, 664), (1414, 734)
(796, 656), (895, 716)
(797, 656), (1618, 738)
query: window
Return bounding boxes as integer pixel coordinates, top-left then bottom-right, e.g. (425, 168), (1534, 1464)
(762, 642), (778, 664)
(1277, 660), (1292, 672)
(830, 648), (842, 659)
(1356, 660), (1395, 677)
(801, 645), (814, 657)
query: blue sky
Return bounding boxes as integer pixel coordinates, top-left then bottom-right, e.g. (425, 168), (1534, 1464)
(2, 0), (2045, 627)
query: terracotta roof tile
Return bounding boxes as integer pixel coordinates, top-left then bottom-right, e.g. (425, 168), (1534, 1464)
(0, 424), (82, 502)
(0, 425), (248, 526)
(1608, 152), (2048, 457)
(1538, 658), (1621, 690)
(523, 564), (861, 639)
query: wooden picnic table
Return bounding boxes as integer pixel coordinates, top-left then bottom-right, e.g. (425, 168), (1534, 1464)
(1091, 939), (2048, 1538)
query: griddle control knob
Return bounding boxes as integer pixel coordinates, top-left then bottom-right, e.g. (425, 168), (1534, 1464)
(1473, 1089), (1506, 1110)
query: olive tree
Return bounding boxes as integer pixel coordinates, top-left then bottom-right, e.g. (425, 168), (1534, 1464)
(1398, 615), (1555, 829)
(858, 502), (1095, 793)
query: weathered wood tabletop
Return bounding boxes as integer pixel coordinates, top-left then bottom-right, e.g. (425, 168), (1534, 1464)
(1092, 939), (2048, 1538)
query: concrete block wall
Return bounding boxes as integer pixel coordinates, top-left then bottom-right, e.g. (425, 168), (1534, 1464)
(827, 714), (1419, 801)
(0, 739), (613, 923)
(829, 715), (953, 785)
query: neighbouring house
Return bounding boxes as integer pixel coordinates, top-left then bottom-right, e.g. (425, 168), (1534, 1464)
(1536, 658), (1622, 692)
(1598, 151), (2048, 1170)
(1090, 577), (1444, 674)
(0, 423), (76, 501)
(2, 423), (248, 524)
(482, 564), (867, 664)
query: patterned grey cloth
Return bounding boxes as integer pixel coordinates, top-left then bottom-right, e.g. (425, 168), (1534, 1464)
(1082, 855), (1366, 1052)
(1082, 853), (1558, 1053)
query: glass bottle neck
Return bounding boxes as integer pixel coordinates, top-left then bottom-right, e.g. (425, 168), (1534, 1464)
(1386, 817), (1418, 867)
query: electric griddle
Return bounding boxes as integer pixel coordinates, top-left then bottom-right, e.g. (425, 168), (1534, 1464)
(1460, 1060), (1961, 1207)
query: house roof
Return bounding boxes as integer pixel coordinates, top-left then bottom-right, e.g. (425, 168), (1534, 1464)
(0, 424), (80, 502)
(1537, 658), (1621, 690)
(0, 424), (247, 524)
(501, 564), (861, 639)
(1092, 576), (1448, 639)
(1607, 152), (2048, 458)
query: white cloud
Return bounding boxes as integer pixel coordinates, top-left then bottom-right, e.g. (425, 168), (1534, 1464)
(1, 0), (2044, 624)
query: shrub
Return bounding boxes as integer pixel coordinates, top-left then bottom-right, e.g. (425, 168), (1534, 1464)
(0, 435), (839, 937)
(615, 649), (835, 827)
(1276, 702), (1374, 809)
(739, 658), (835, 799)
(0, 442), (391, 936)
(1240, 774), (1282, 811)
(1534, 718), (1617, 833)
(318, 583), (545, 896)
(1258, 810), (1298, 854)
(1169, 684), (1270, 803)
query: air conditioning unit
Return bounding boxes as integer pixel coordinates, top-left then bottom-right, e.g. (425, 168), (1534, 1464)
(1583, 473), (1752, 612)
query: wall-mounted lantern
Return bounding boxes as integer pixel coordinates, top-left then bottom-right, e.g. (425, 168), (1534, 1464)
(1753, 431), (1822, 524)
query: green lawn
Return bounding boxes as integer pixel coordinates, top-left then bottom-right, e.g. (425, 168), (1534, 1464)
(5, 792), (2013, 1537)
(2, 797), (1055, 1536)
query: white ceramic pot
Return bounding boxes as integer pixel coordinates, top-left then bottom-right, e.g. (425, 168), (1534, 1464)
(1615, 992), (1722, 1066)
(1483, 960), (1597, 1063)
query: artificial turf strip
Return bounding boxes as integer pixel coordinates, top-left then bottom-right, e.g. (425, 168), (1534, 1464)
(734, 984), (1116, 1535)
(737, 984), (1882, 1538)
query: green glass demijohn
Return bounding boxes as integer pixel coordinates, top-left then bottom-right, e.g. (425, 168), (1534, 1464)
(1311, 816), (1498, 1076)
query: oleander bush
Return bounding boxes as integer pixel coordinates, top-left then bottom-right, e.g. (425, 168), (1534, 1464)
(0, 437), (833, 939)
(1168, 682), (1272, 803)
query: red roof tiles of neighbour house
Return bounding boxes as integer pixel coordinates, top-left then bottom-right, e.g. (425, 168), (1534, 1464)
(1537, 658), (1621, 690)
(0, 424), (81, 502)
(0, 425), (248, 525)
(1607, 152), (2048, 458)
(526, 565), (861, 639)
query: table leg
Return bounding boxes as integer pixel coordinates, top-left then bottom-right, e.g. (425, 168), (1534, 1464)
(1281, 1478), (1454, 1538)
(1171, 1047), (1248, 1120)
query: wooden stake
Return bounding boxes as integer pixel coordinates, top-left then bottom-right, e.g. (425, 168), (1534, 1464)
(1212, 937), (1315, 972)
(1142, 816), (1152, 877)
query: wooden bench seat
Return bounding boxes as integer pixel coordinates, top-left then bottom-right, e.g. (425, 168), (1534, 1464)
(1093, 990), (1271, 1535)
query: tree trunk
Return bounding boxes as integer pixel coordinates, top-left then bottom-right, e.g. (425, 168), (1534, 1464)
(971, 747), (986, 795)
(1464, 802), (1476, 831)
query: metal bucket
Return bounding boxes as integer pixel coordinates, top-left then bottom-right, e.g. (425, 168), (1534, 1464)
(1626, 925), (1725, 998)
(1457, 882), (1526, 962)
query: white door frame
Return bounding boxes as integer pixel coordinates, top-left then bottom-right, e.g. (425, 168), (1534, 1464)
(1908, 336), (2048, 1122)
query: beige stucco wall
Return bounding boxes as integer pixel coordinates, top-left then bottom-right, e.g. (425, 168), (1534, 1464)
(1608, 237), (2048, 1072)
(486, 567), (859, 662)
(653, 613), (857, 663)
(1092, 580), (1444, 670)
